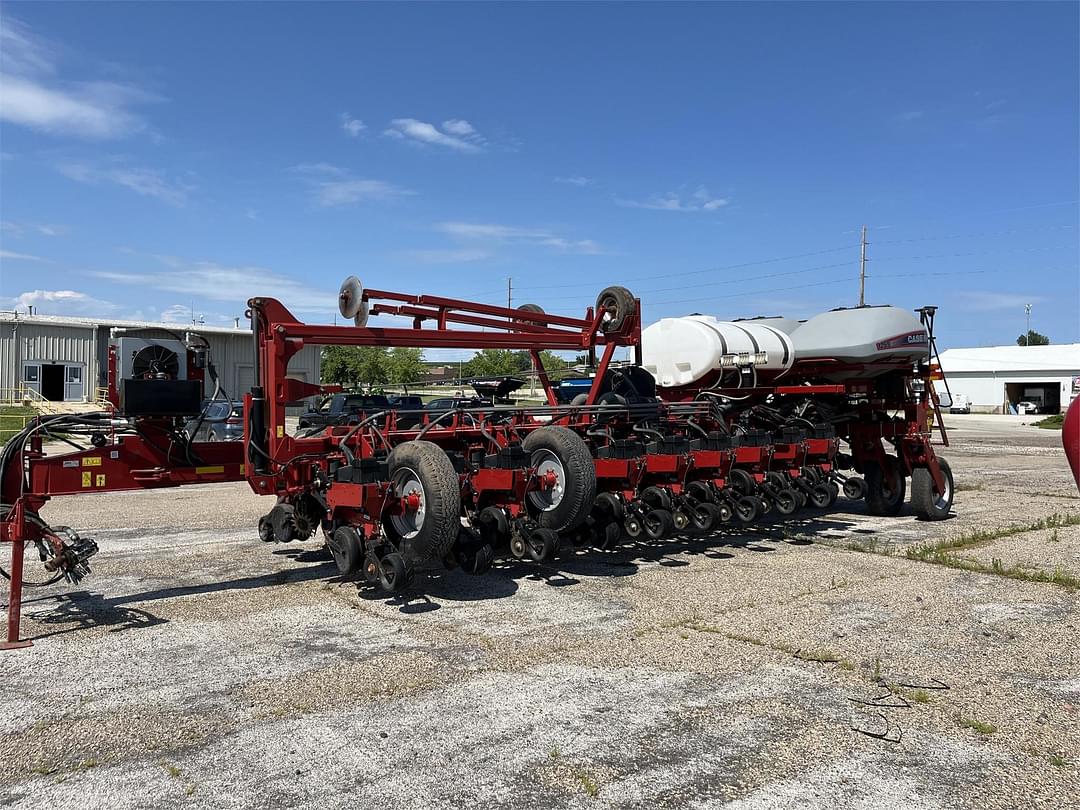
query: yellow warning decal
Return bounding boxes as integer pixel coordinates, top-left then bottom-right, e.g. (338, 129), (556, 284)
(276, 425), (284, 438)
(82, 456), (102, 467)
(95, 474), (106, 487)
(81, 471), (92, 487)
(196, 465), (225, 475)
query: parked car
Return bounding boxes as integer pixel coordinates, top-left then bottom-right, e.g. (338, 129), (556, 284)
(425, 396), (493, 412)
(386, 394), (425, 429)
(298, 393), (391, 430)
(1016, 400), (1040, 415)
(184, 400), (244, 442)
(948, 394), (971, 414)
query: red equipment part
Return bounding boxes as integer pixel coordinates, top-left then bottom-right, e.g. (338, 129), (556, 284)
(1065, 396), (1080, 492)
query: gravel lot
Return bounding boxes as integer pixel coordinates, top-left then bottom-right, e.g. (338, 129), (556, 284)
(1, 414), (1077, 809)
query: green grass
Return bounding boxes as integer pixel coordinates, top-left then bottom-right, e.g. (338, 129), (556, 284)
(1033, 413), (1064, 430)
(0, 405), (37, 445)
(1049, 753), (1067, 767)
(904, 514), (1080, 589)
(574, 770), (600, 798)
(960, 717), (995, 734)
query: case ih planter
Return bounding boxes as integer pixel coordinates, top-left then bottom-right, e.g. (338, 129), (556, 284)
(1, 277), (953, 647)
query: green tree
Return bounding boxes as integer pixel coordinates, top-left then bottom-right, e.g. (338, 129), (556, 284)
(386, 347), (426, 385)
(320, 346), (390, 387)
(463, 349), (519, 377)
(1017, 330), (1050, 346)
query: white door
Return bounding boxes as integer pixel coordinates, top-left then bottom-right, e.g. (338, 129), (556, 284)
(64, 364), (85, 401)
(22, 363), (40, 397)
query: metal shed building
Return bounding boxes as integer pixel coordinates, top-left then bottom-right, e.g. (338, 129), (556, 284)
(0, 312), (321, 405)
(937, 343), (1080, 414)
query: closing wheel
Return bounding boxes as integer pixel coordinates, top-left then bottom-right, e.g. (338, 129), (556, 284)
(595, 285), (636, 333)
(735, 496), (759, 523)
(911, 457), (954, 521)
(384, 440), (461, 561)
(809, 484), (832, 509)
(378, 553), (414, 592)
(643, 509), (674, 541)
(774, 489), (798, 516)
(523, 427), (597, 532)
(691, 501), (721, 532)
(328, 526), (363, 576)
(758, 496), (773, 516)
(526, 527), (560, 562)
(843, 477), (867, 500)
(827, 482), (840, 506)
(716, 502), (733, 524)
(456, 532), (496, 575)
(624, 514), (644, 538)
(794, 489), (808, 510)
(728, 469), (756, 496)
(864, 457), (906, 517)
(257, 515), (275, 543)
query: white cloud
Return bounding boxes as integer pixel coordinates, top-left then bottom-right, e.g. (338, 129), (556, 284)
(434, 221), (605, 255)
(404, 248), (492, 264)
(0, 17), (158, 139)
(290, 163), (413, 207)
(90, 258), (337, 314)
(554, 176), (593, 187)
(0, 249), (46, 261)
(895, 110), (925, 122)
(384, 118), (484, 152)
(56, 161), (194, 206)
(160, 303), (193, 323)
(442, 119), (475, 136)
(616, 186), (728, 212)
(340, 112), (366, 137)
(6, 289), (119, 316)
(957, 292), (1046, 312)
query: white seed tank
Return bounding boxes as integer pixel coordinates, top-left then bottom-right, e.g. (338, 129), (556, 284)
(641, 316), (795, 389)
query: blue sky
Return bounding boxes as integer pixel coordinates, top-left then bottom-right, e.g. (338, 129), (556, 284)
(0, 1), (1077, 358)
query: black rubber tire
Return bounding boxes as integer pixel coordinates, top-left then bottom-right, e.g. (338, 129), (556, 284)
(526, 527), (560, 562)
(794, 489), (808, 510)
(641, 485), (673, 511)
(523, 426), (597, 532)
(592, 492), (625, 523)
(328, 526), (363, 575)
(911, 457), (954, 521)
(570, 393), (589, 406)
(774, 489), (798, 516)
(728, 469), (756, 496)
(735, 496), (759, 523)
(595, 285), (636, 333)
(686, 481), (714, 504)
(691, 501), (721, 532)
(716, 502), (733, 524)
(827, 482), (840, 506)
(362, 553), (380, 583)
(598, 521), (622, 549)
(843, 477), (867, 500)
(475, 506), (510, 547)
(516, 303), (545, 326)
(643, 509), (674, 541)
(378, 553), (413, 592)
(257, 515), (275, 543)
(270, 503), (296, 543)
(460, 542), (495, 575)
(809, 484), (832, 509)
(385, 440), (462, 561)
(864, 457), (906, 516)
(624, 514), (644, 538)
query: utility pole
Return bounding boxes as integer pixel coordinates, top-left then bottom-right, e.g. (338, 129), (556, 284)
(1024, 303), (1032, 344)
(507, 277), (512, 309)
(858, 225), (868, 307)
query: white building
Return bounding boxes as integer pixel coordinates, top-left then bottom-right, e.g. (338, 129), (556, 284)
(0, 312), (321, 405)
(937, 343), (1080, 414)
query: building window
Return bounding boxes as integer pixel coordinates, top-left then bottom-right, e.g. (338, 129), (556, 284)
(66, 365), (82, 383)
(23, 365), (39, 383)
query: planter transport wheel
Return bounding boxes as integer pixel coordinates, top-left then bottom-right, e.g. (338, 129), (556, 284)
(911, 457), (954, 521)
(384, 440), (461, 561)
(523, 427), (597, 532)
